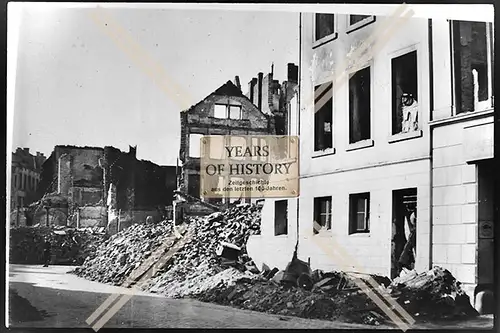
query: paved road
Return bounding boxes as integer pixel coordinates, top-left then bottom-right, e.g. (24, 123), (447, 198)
(7, 264), (385, 329)
(8, 265), (494, 330)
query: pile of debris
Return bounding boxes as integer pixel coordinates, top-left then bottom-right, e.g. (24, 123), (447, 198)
(193, 264), (478, 325)
(9, 225), (106, 265)
(386, 267), (478, 320)
(141, 203), (262, 297)
(194, 268), (388, 325)
(73, 220), (175, 284)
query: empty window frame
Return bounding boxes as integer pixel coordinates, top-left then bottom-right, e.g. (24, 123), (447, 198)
(214, 104), (227, 118)
(452, 21), (494, 114)
(315, 14), (336, 43)
(228, 105), (242, 119)
(189, 133), (203, 158)
(275, 200), (288, 236)
(313, 196), (332, 234)
(349, 66), (371, 143)
(392, 50), (418, 135)
(314, 82), (333, 151)
(349, 193), (370, 234)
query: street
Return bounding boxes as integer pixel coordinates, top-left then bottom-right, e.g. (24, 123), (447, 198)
(8, 264), (494, 330)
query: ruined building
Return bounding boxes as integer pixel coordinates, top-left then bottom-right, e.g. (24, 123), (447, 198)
(10, 148), (47, 210)
(32, 145), (177, 230)
(248, 13), (494, 312)
(178, 64), (298, 214)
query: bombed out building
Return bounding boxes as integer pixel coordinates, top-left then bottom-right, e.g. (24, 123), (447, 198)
(178, 63), (298, 214)
(33, 145), (177, 231)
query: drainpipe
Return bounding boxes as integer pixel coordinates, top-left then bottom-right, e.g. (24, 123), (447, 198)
(296, 11), (302, 256)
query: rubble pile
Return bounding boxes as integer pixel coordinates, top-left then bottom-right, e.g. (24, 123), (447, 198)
(387, 266), (479, 320)
(194, 273), (385, 325)
(9, 225), (106, 265)
(73, 220), (174, 284)
(142, 203), (262, 297)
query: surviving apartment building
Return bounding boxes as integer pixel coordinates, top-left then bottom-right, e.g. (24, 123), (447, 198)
(248, 12), (494, 310)
(178, 64), (298, 213)
(30, 145), (176, 231)
(10, 148), (47, 210)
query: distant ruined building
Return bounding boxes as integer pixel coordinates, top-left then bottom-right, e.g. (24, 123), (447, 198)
(28, 145), (176, 232)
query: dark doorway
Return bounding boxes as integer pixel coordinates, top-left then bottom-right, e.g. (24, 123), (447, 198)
(391, 188), (417, 279)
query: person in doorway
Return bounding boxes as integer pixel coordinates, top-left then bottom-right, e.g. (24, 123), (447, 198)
(43, 237), (52, 267)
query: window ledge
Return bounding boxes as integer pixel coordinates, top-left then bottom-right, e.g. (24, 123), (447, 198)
(388, 130), (423, 143)
(346, 16), (376, 34)
(348, 232), (371, 237)
(312, 148), (336, 158)
(429, 108), (494, 127)
(346, 139), (374, 152)
(312, 32), (338, 49)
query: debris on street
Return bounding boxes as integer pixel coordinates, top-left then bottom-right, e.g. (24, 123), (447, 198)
(9, 225), (106, 265)
(386, 267), (479, 320)
(70, 202), (478, 326)
(73, 220), (175, 284)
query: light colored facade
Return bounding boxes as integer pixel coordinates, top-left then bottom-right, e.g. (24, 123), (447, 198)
(249, 12), (494, 306)
(429, 19), (494, 301)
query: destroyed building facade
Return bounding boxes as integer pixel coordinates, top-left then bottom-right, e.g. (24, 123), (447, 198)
(33, 145), (176, 230)
(178, 64), (298, 214)
(249, 14), (495, 308)
(10, 148), (47, 210)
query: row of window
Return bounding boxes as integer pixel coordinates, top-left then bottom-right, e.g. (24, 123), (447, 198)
(274, 188), (418, 237)
(213, 103), (242, 120)
(274, 193), (370, 236)
(13, 172), (39, 192)
(313, 20), (494, 153)
(315, 14), (375, 48)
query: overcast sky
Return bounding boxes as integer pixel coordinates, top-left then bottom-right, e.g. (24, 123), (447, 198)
(11, 5), (299, 165)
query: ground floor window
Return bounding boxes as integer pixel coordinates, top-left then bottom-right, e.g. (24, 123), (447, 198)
(313, 196), (332, 234)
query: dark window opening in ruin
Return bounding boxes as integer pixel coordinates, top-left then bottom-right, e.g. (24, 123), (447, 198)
(349, 193), (370, 234)
(187, 174), (200, 198)
(392, 50), (418, 135)
(349, 66), (371, 143)
(452, 21), (493, 114)
(274, 200), (288, 236)
(315, 14), (335, 41)
(391, 188), (417, 279)
(314, 82), (333, 151)
(314, 196), (332, 234)
(350, 15), (369, 25)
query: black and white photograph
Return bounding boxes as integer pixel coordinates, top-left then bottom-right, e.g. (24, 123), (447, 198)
(6, 3), (496, 331)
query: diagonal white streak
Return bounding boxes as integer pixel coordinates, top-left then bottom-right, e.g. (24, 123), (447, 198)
(310, 221), (415, 330)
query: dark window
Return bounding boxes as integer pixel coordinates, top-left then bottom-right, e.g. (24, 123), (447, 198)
(392, 50), (418, 134)
(187, 174), (200, 198)
(350, 15), (370, 25)
(274, 200), (288, 236)
(349, 193), (370, 234)
(313, 196), (332, 234)
(314, 82), (333, 151)
(315, 14), (335, 41)
(452, 21), (492, 114)
(349, 66), (371, 143)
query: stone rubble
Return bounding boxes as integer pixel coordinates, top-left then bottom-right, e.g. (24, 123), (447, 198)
(9, 225), (106, 265)
(70, 203), (478, 325)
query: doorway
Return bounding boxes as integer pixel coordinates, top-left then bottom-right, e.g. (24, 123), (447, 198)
(391, 188), (418, 279)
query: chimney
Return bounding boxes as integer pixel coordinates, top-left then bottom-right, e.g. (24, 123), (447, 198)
(257, 72), (264, 110)
(248, 78), (257, 104)
(234, 76), (241, 91)
(129, 145), (137, 158)
(287, 63), (298, 84)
